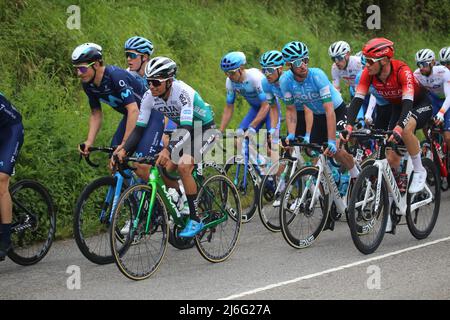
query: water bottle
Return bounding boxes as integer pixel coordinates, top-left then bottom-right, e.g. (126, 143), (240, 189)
(339, 172), (350, 196)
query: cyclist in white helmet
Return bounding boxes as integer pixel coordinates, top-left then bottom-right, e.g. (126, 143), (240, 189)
(414, 48), (450, 148)
(328, 41), (363, 100)
(439, 47), (450, 70)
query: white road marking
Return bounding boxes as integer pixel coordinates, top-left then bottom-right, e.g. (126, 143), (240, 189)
(220, 236), (450, 300)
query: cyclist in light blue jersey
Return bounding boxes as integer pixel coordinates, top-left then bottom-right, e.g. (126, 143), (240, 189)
(280, 41), (359, 179)
(219, 51), (278, 138)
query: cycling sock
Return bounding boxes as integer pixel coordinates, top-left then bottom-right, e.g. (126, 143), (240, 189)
(0, 224), (11, 248)
(411, 153), (425, 172)
(349, 165), (360, 179)
(186, 194), (200, 222)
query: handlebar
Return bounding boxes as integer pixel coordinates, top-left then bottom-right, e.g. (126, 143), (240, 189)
(79, 144), (117, 168)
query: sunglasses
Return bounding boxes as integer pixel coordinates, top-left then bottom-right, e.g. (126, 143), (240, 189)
(291, 57), (309, 68)
(147, 78), (170, 87)
(73, 61), (95, 74)
(225, 68), (240, 76)
(365, 56), (384, 65)
(262, 66), (280, 76)
(441, 61), (450, 65)
(417, 61), (432, 68)
(331, 55), (345, 63)
(125, 51), (143, 59)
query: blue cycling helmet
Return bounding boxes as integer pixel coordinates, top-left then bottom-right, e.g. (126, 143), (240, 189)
(356, 51), (366, 66)
(281, 41), (309, 62)
(260, 50), (285, 67)
(124, 36), (154, 55)
(220, 51), (246, 71)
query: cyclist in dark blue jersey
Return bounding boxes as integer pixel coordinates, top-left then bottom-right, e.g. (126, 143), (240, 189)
(72, 43), (164, 174)
(0, 93), (24, 259)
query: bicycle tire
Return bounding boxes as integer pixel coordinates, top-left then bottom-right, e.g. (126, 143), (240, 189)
(195, 174), (242, 263)
(347, 165), (389, 255)
(280, 166), (329, 249)
(406, 158), (441, 239)
(8, 180), (56, 266)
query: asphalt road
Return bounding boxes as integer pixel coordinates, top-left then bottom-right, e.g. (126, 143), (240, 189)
(1, 192), (450, 300)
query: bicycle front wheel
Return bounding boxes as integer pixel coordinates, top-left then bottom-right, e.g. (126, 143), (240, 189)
(195, 174), (242, 263)
(259, 158), (295, 232)
(406, 158), (440, 239)
(110, 184), (169, 281)
(280, 166), (329, 249)
(8, 180), (56, 266)
(347, 165), (389, 255)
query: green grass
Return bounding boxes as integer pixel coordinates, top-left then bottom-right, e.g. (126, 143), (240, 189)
(0, 0), (448, 238)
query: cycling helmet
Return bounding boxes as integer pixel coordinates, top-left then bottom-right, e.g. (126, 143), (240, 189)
(259, 50), (285, 67)
(281, 41), (309, 62)
(439, 47), (450, 63)
(362, 38), (394, 59)
(415, 49), (435, 63)
(220, 52), (246, 71)
(145, 56), (177, 79)
(328, 41), (351, 58)
(356, 51), (366, 66)
(124, 36), (154, 55)
(71, 43), (102, 64)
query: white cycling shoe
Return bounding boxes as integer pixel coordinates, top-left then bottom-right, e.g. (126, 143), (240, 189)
(409, 169), (427, 193)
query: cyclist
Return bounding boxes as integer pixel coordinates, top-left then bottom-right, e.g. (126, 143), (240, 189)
(219, 51), (279, 145)
(439, 47), (450, 70)
(72, 43), (164, 179)
(260, 50), (313, 145)
(329, 41), (363, 100)
(413, 49), (450, 147)
(117, 57), (217, 238)
(0, 93), (24, 259)
(280, 41), (359, 179)
(344, 38), (433, 193)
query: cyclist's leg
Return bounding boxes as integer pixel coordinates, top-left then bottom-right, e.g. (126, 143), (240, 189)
(0, 123), (24, 256)
(386, 106), (403, 169)
(111, 116), (127, 147)
(133, 112), (165, 182)
(374, 104), (392, 130)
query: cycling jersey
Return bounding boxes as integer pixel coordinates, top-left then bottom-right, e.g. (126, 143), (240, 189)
(280, 68), (344, 115)
(0, 93), (22, 128)
(138, 79), (215, 128)
(226, 68), (267, 108)
(331, 55), (363, 94)
(83, 65), (147, 114)
(354, 71), (389, 106)
(414, 65), (450, 100)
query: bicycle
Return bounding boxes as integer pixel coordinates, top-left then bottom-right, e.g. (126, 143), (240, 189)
(224, 134), (271, 222)
(110, 155), (242, 281)
(1, 179), (56, 265)
(421, 121), (450, 191)
(347, 128), (440, 255)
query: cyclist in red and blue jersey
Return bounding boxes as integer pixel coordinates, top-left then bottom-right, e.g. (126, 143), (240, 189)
(0, 93), (24, 259)
(345, 38), (433, 193)
(72, 43), (164, 166)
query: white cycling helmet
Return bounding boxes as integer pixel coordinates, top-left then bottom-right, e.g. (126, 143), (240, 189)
(415, 49), (435, 63)
(328, 41), (351, 58)
(439, 47), (450, 63)
(145, 56), (177, 79)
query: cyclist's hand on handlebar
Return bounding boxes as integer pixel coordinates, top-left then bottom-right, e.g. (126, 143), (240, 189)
(434, 111), (445, 126)
(388, 125), (403, 144)
(156, 148), (171, 167)
(284, 133), (296, 146)
(339, 125), (353, 143)
(324, 139), (337, 157)
(78, 141), (92, 156)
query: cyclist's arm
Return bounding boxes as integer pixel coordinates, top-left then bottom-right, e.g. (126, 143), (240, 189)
(249, 100), (270, 129)
(323, 102), (336, 141)
(121, 102), (139, 146)
(347, 69), (370, 126)
(86, 107), (103, 146)
(220, 103), (234, 133)
(269, 102), (279, 131)
(439, 71), (450, 114)
(304, 106), (313, 136)
(331, 65), (341, 92)
(365, 95), (377, 121)
(286, 104), (297, 136)
(397, 67), (415, 129)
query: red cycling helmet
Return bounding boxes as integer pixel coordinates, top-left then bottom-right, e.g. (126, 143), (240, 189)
(362, 38), (394, 59)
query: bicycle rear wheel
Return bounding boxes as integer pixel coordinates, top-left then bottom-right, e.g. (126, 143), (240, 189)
(406, 158), (440, 239)
(111, 184), (169, 280)
(195, 174), (242, 263)
(280, 166), (329, 249)
(8, 180), (56, 266)
(347, 165), (389, 254)
(259, 158), (295, 232)
(225, 156), (258, 223)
